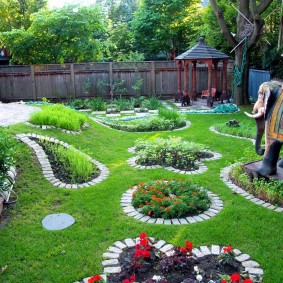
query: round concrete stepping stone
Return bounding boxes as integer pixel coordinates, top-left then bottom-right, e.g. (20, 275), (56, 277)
(42, 213), (75, 230)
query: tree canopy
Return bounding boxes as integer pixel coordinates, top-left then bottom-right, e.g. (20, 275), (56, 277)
(0, 5), (106, 64)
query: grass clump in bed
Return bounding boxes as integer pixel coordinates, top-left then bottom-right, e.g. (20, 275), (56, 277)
(30, 104), (87, 131)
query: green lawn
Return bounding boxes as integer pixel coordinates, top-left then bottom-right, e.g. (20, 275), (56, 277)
(1, 105), (282, 282)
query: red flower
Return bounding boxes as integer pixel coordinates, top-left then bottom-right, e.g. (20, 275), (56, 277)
(185, 241), (193, 252)
(231, 273), (241, 282)
(140, 238), (148, 246)
(179, 247), (187, 253)
(123, 275), (136, 283)
(140, 232), (147, 239)
(223, 246), (233, 253)
(243, 279), (253, 283)
(220, 280), (227, 283)
(88, 275), (102, 283)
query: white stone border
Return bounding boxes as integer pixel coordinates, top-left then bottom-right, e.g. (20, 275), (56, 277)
(24, 121), (89, 135)
(0, 166), (17, 202)
(15, 133), (109, 189)
(91, 117), (191, 133)
(77, 238), (263, 282)
(209, 126), (255, 145)
(220, 164), (283, 213)
(127, 147), (222, 175)
(121, 186), (223, 225)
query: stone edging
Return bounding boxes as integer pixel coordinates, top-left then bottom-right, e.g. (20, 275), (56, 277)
(0, 166), (17, 202)
(15, 133), (109, 189)
(24, 122), (89, 135)
(78, 238), (263, 282)
(127, 147), (222, 175)
(121, 187), (223, 225)
(92, 118), (191, 133)
(220, 164), (283, 213)
(209, 126), (255, 145)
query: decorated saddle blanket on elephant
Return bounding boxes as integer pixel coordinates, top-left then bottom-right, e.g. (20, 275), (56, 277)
(269, 90), (283, 139)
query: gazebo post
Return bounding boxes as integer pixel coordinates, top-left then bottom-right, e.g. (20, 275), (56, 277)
(192, 61), (197, 100)
(207, 60), (212, 94)
(183, 61), (189, 95)
(213, 61), (218, 89)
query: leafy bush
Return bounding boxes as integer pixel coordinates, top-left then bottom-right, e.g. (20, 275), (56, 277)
(132, 179), (211, 219)
(134, 136), (212, 170)
(30, 104), (87, 131)
(113, 98), (135, 111)
(40, 139), (98, 183)
(142, 96), (162, 110)
(0, 129), (16, 190)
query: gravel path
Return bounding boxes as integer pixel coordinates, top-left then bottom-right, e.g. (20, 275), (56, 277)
(0, 103), (40, 126)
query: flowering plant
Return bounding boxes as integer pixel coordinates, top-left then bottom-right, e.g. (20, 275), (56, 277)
(218, 246), (236, 265)
(131, 179), (211, 219)
(87, 274), (105, 283)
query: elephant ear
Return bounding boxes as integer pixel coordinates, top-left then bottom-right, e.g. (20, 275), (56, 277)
(263, 87), (271, 120)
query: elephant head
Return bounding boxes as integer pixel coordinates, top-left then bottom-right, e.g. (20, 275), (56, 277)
(244, 81), (283, 176)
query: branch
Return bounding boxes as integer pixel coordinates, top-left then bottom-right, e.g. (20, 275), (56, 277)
(256, 0), (274, 15)
(209, 0), (237, 48)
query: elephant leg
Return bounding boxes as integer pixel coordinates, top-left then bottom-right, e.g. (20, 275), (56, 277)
(278, 156), (283, 168)
(258, 140), (283, 176)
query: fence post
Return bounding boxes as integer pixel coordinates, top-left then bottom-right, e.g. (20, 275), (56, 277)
(151, 61), (156, 96)
(30, 65), (37, 101)
(109, 62), (113, 90)
(70, 63), (76, 98)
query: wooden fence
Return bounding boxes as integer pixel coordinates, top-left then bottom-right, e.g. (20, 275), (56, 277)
(0, 61), (234, 102)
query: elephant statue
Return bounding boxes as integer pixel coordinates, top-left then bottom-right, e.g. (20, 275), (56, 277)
(244, 81), (283, 176)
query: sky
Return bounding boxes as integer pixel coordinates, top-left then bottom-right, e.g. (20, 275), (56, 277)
(48, 0), (97, 8)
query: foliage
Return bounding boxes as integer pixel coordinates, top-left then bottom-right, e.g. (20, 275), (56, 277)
(113, 98), (135, 111)
(98, 115), (186, 132)
(226, 120), (240, 127)
(0, 5), (106, 64)
(218, 246), (236, 265)
(29, 104), (87, 131)
(67, 98), (107, 111)
(40, 139), (98, 183)
(134, 136), (212, 171)
(132, 179), (211, 219)
(142, 97), (162, 110)
(0, 0), (47, 32)
(131, 0), (202, 59)
(0, 129), (16, 190)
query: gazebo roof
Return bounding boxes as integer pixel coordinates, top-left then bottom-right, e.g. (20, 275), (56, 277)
(175, 37), (229, 60)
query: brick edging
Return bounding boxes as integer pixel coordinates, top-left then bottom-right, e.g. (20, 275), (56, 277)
(15, 133), (109, 189)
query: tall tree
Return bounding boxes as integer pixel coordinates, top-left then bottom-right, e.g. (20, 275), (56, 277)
(131, 0), (201, 59)
(0, 5), (106, 64)
(0, 0), (47, 31)
(209, 0), (274, 105)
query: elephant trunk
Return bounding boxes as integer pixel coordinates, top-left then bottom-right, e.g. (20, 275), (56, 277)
(254, 117), (265, 156)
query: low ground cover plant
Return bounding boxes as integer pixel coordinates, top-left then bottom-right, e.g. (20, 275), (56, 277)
(0, 129), (16, 193)
(97, 109), (186, 132)
(214, 120), (256, 139)
(30, 104), (88, 131)
(134, 136), (212, 171)
(39, 139), (99, 183)
(131, 179), (211, 219)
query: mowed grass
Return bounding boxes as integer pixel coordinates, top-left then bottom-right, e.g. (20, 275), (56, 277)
(0, 105), (282, 282)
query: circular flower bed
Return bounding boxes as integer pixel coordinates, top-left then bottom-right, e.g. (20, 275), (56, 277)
(80, 233), (263, 283)
(132, 179), (211, 219)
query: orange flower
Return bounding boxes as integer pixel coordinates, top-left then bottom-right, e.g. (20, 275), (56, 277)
(139, 205), (143, 208)
(165, 207), (170, 211)
(192, 192), (197, 196)
(148, 211), (152, 216)
(132, 193), (136, 198)
(152, 195), (157, 201)
(189, 202), (194, 207)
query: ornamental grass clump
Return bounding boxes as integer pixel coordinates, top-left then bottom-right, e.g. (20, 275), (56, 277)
(134, 136), (212, 171)
(131, 179), (211, 219)
(30, 104), (87, 131)
(40, 140), (98, 183)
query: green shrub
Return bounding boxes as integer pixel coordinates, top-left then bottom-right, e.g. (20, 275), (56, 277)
(0, 129), (16, 190)
(134, 136), (212, 170)
(132, 179), (211, 219)
(30, 104), (87, 131)
(142, 96), (162, 110)
(40, 140), (98, 183)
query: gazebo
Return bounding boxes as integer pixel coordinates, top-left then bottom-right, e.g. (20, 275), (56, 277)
(175, 37), (229, 104)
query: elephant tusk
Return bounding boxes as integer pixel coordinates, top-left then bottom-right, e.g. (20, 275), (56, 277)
(244, 111), (264, 118)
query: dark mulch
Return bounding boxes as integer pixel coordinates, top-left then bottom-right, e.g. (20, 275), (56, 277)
(107, 247), (243, 283)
